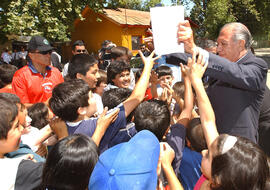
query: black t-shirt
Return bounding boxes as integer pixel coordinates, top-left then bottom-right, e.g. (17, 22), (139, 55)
(15, 160), (43, 190)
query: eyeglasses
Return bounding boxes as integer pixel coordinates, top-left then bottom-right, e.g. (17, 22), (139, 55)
(38, 50), (52, 55)
(76, 49), (86, 53)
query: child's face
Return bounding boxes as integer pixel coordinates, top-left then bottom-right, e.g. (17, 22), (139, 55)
(17, 104), (31, 128)
(0, 116), (23, 155)
(79, 64), (100, 88)
(201, 138), (218, 179)
(95, 82), (107, 96)
(86, 91), (97, 117)
(112, 70), (131, 88)
(158, 75), (173, 87)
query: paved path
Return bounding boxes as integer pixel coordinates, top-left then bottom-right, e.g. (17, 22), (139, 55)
(255, 48), (270, 88)
(255, 48), (270, 66)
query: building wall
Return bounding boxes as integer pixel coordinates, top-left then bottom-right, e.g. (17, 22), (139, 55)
(72, 8), (122, 54)
(121, 27), (147, 55)
(72, 7), (148, 56)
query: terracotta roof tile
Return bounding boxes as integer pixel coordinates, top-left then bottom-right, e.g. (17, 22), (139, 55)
(103, 8), (150, 26)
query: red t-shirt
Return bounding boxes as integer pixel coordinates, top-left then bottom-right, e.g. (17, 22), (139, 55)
(144, 87), (153, 100)
(12, 64), (64, 104)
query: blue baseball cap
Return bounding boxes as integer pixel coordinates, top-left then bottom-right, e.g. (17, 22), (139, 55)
(89, 130), (160, 190)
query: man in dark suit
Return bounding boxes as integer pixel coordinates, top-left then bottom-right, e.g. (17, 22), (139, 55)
(175, 21), (268, 143)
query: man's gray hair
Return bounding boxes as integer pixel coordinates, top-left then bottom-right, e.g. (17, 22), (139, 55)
(221, 22), (253, 49)
(202, 39), (217, 49)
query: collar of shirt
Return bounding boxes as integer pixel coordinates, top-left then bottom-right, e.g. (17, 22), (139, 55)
(28, 61), (51, 77)
(236, 51), (249, 63)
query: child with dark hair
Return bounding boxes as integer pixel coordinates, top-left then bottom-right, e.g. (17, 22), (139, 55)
(0, 93), (46, 162)
(68, 53), (100, 89)
(0, 64), (17, 93)
(0, 95), (108, 190)
(102, 88), (132, 111)
(0, 97), (43, 189)
(133, 68), (195, 182)
(183, 53), (270, 190)
(102, 88), (136, 146)
(49, 51), (158, 153)
(93, 69), (107, 115)
(111, 46), (133, 62)
(179, 117), (207, 190)
(154, 65), (177, 116)
(155, 65), (174, 93)
(27, 103), (58, 150)
(37, 134), (99, 190)
(105, 60), (131, 90)
(28, 103), (49, 130)
(110, 46), (136, 89)
(134, 99), (171, 141)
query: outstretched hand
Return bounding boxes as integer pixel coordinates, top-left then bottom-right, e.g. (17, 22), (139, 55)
(180, 52), (208, 82)
(160, 142), (175, 167)
(139, 50), (160, 68)
(178, 20), (198, 55)
(92, 107), (119, 146)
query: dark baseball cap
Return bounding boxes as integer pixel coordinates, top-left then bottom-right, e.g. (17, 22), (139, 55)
(28, 35), (54, 52)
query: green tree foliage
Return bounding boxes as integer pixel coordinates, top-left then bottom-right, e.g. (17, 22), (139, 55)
(106, 0), (162, 11)
(180, 0), (269, 40)
(0, 0), (161, 43)
(1, 0), (107, 42)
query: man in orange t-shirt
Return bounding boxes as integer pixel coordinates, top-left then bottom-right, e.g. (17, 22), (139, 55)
(12, 36), (64, 105)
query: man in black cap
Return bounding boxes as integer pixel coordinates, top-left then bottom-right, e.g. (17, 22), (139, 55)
(12, 35), (64, 105)
(62, 40), (87, 77)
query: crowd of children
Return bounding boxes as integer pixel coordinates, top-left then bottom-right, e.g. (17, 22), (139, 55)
(0, 21), (270, 190)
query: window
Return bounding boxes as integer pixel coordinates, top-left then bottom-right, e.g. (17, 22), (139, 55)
(132, 36), (142, 50)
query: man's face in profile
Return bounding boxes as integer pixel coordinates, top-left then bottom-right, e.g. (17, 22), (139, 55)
(217, 26), (242, 62)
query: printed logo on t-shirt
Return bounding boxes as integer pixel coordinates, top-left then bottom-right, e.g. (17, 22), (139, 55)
(42, 82), (53, 93)
(43, 39), (49, 45)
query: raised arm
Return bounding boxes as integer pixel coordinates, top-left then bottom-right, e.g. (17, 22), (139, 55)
(159, 142), (184, 190)
(177, 20), (267, 91)
(123, 51), (159, 117)
(176, 68), (194, 127)
(205, 53), (267, 91)
(184, 53), (219, 148)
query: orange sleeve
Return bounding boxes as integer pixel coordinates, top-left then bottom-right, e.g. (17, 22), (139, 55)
(12, 72), (29, 103)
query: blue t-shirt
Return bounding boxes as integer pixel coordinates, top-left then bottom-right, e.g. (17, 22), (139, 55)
(109, 122), (137, 147)
(179, 147), (202, 190)
(66, 104), (127, 154)
(66, 118), (98, 138)
(166, 123), (186, 177)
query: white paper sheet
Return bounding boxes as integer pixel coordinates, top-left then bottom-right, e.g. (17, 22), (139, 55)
(150, 6), (184, 55)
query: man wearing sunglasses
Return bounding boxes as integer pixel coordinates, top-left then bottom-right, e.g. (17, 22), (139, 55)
(62, 40), (87, 77)
(12, 35), (64, 106)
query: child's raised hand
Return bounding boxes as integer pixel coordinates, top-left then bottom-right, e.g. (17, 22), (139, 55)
(92, 107), (120, 146)
(160, 86), (172, 105)
(139, 50), (160, 68)
(150, 70), (158, 85)
(96, 107), (119, 130)
(181, 52), (208, 81)
(159, 142), (175, 167)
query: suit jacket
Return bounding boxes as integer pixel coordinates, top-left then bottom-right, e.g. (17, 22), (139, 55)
(166, 50), (268, 142)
